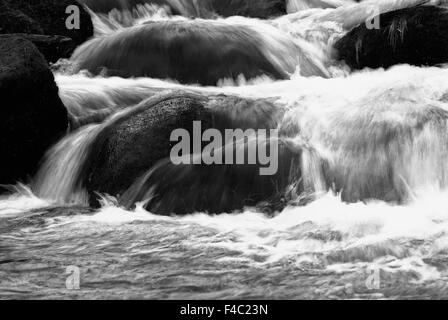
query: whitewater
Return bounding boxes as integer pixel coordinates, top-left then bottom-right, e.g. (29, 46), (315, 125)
(2, 0), (448, 299)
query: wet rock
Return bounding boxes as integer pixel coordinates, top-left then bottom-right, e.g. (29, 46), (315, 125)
(0, 36), (68, 187)
(334, 6), (448, 69)
(0, 1), (43, 35)
(121, 139), (299, 215)
(0, 34), (76, 63)
(85, 93), (214, 200)
(84, 91), (301, 215)
(71, 19), (292, 84)
(2, 0), (93, 46)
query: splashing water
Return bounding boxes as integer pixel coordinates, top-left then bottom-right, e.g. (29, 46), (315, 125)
(286, 0), (355, 13)
(12, 63), (448, 298)
(3, 0), (448, 299)
(87, 3), (177, 36)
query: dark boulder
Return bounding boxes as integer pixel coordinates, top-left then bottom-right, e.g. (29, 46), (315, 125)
(0, 1), (43, 34)
(119, 139), (299, 215)
(2, 0), (93, 46)
(85, 93), (214, 199)
(0, 36), (68, 187)
(83, 91), (300, 214)
(0, 34), (76, 63)
(334, 5), (448, 70)
(71, 20), (291, 85)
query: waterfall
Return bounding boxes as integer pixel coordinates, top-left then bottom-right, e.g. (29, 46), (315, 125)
(16, 0), (448, 212)
(32, 125), (101, 205)
(5, 0), (448, 300)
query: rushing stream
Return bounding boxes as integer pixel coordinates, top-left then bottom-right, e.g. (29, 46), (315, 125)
(2, 0), (448, 299)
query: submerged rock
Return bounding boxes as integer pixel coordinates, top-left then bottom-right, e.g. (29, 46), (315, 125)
(71, 20), (301, 84)
(0, 36), (68, 187)
(83, 91), (300, 214)
(280, 77), (448, 205)
(334, 6), (448, 69)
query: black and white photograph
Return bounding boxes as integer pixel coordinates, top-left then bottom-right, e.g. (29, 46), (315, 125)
(1, 0), (448, 303)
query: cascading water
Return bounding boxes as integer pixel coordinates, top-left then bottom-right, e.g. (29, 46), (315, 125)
(3, 0), (448, 299)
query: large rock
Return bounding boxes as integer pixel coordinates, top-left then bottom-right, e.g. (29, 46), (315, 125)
(119, 138), (299, 215)
(0, 1), (43, 35)
(0, 36), (68, 187)
(85, 93), (214, 199)
(0, 34), (76, 63)
(71, 20), (294, 85)
(2, 0), (93, 46)
(334, 6), (448, 70)
(83, 91), (300, 214)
